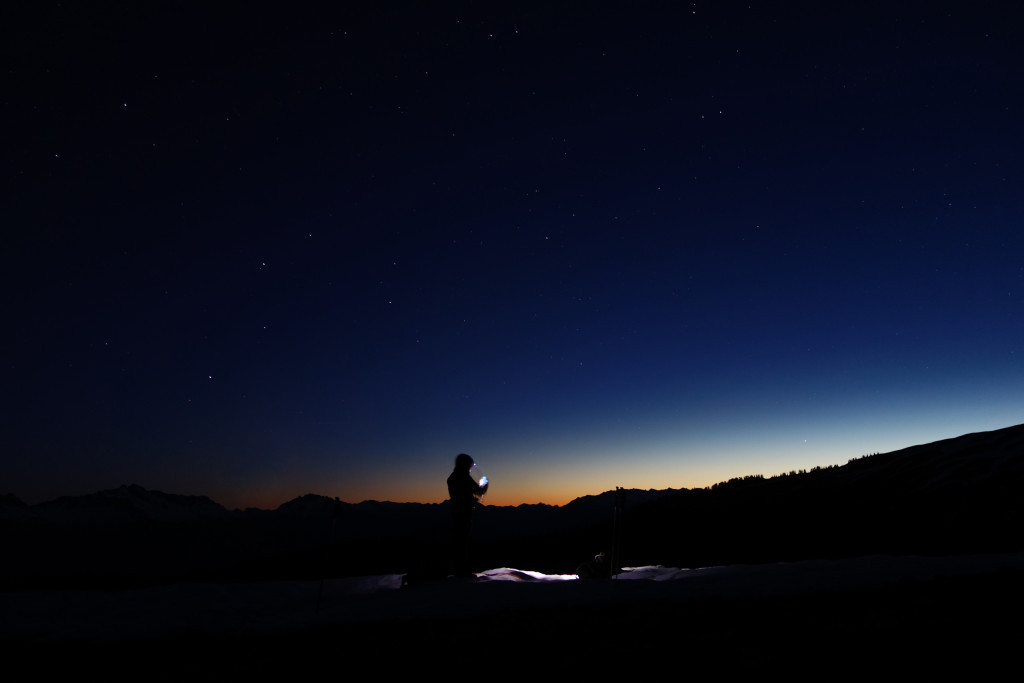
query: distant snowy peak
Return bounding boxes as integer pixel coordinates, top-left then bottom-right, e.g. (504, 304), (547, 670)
(274, 493), (338, 517)
(28, 484), (230, 526)
(0, 493), (34, 521)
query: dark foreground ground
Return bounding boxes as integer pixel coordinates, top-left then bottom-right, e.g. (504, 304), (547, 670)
(3, 554), (1022, 676)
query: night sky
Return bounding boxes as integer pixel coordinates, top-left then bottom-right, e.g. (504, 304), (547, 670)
(5, 1), (1023, 510)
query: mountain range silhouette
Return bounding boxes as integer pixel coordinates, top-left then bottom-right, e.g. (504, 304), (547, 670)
(3, 423), (1022, 586)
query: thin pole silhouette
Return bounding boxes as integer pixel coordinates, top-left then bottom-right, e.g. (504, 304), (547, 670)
(316, 497), (343, 614)
(610, 487), (624, 578)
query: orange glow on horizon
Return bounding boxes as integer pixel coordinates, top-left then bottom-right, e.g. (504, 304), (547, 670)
(212, 471), (736, 511)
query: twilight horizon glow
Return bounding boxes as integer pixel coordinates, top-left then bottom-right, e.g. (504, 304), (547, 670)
(4, 2), (1022, 511)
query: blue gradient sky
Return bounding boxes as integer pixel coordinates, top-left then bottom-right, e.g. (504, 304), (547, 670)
(4, 1), (1023, 509)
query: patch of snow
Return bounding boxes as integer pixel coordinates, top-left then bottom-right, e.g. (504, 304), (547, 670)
(476, 567), (578, 581)
(4, 553), (1023, 643)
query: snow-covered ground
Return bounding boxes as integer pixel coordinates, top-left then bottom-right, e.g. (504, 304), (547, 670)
(4, 552), (1022, 644)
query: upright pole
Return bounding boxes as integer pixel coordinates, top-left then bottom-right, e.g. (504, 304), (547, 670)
(316, 497), (343, 614)
(610, 487), (625, 578)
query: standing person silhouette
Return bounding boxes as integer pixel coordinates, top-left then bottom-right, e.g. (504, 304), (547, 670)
(447, 453), (488, 577)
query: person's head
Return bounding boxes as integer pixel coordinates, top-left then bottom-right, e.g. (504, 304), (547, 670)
(454, 453), (474, 471)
